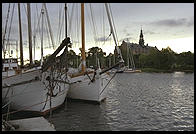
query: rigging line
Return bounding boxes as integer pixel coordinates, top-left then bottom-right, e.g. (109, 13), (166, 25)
(89, 3), (99, 47)
(100, 31), (112, 46)
(69, 3), (76, 39)
(44, 16), (51, 48)
(6, 3), (15, 56)
(2, 3), (11, 54)
(100, 71), (117, 96)
(35, 4), (42, 43)
(43, 3), (55, 50)
(68, 3), (75, 35)
(33, 6), (36, 36)
(108, 4), (119, 45)
(103, 4), (105, 46)
(56, 4), (62, 45)
(73, 3), (80, 50)
(86, 4), (95, 46)
(75, 3), (79, 49)
(73, 3), (78, 48)
(58, 7), (64, 45)
(2, 99), (12, 109)
(22, 3), (27, 18)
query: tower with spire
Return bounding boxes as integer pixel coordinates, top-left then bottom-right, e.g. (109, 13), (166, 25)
(139, 27), (144, 46)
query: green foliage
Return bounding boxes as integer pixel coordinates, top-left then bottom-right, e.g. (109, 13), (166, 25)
(138, 46), (194, 72)
(86, 47), (106, 68)
(27, 45), (193, 73)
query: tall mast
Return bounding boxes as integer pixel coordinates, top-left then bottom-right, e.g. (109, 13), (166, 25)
(40, 5), (44, 66)
(105, 3), (123, 62)
(16, 40), (18, 59)
(2, 3), (10, 59)
(127, 43), (129, 68)
(27, 3), (33, 65)
(81, 3), (86, 73)
(65, 3), (68, 73)
(18, 3), (23, 67)
(65, 3), (67, 38)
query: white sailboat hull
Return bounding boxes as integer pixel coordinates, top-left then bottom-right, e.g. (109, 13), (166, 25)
(68, 71), (111, 103)
(2, 69), (69, 115)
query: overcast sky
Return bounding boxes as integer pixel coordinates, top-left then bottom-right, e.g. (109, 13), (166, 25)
(2, 3), (194, 61)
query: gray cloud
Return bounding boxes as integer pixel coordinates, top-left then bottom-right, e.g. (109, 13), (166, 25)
(187, 17), (194, 27)
(144, 30), (158, 35)
(95, 36), (111, 42)
(151, 17), (193, 27)
(119, 37), (136, 43)
(126, 33), (131, 36)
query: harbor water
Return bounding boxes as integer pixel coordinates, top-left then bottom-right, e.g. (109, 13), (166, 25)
(6, 72), (194, 131)
(46, 72), (194, 131)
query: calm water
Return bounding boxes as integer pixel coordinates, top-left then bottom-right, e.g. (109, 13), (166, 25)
(45, 72), (194, 131)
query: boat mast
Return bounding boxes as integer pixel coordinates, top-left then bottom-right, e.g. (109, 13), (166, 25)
(65, 3), (67, 38)
(65, 3), (68, 73)
(81, 3), (86, 73)
(105, 3), (123, 62)
(40, 5), (44, 66)
(27, 3), (33, 65)
(18, 3), (24, 67)
(16, 40), (18, 59)
(2, 4), (10, 60)
(127, 43), (129, 68)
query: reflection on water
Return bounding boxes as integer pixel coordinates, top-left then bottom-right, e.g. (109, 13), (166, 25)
(46, 72), (194, 131)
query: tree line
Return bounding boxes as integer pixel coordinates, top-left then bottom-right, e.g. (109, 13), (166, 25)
(30, 46), (194, 73)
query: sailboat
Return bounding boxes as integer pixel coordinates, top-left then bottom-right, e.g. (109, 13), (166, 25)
(2, 3), (70, 115)
(123, 42), (141, 73)
(67, 3), (124, 103)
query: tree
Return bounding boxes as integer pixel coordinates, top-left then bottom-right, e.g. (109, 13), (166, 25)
(86, 47), (106, 68)
(160, 46), (176, 70)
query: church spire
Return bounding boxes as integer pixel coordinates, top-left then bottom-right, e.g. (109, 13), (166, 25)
(139, 27), (144, 46)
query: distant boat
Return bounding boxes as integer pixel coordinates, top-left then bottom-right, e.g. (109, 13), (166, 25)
(123, 41), (141, 73)
(2, 58), (20, 78)
(67, 3), (124, 103)
(2, 3), (70, 115)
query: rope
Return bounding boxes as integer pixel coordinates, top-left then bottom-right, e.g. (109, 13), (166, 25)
(56, 4), (62, 45)
(89, 3), (99, 46)
(3, 85), (11, 101)
(22, 3), (27, 17)
(2, 99), (12, 109)
(35, 4), (42, 45)
(45, 16), (51, 48)
(99, 71), (117, 96)
(68, 3), (75, 36)
(85, 71), (96, 83)
(58, 5), (64, 45)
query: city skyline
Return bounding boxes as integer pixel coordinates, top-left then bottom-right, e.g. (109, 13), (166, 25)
(2, 3), (194, 61)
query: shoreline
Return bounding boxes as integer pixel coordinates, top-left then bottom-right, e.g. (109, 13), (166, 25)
(141, 68), (194, 73)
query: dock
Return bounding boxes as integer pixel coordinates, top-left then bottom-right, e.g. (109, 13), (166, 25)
(3, 117), (55, 131)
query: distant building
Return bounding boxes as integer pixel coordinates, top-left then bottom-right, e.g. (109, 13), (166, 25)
(120, 28), (158, 55)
